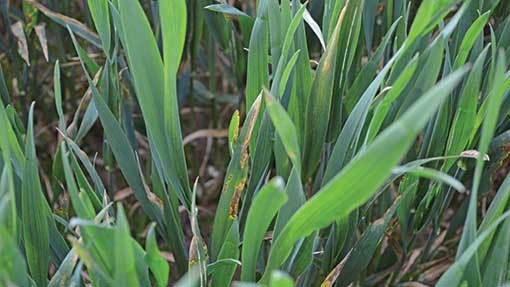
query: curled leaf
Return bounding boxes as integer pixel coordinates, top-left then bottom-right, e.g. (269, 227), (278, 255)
(460, 150), (490, 161)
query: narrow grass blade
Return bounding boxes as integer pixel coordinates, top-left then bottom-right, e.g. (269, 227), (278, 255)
(53, 61), (66, 131)
(211, 95), (262, 258)
(145, 223), (169, 287)
(273, 168), (305, 240)
(0, 63), (10, 105)
(159, 0), (191, 204)
(69, 153), (102, 210)
(0, 102), (25, 177)
(67, 29), (180, 269)
(335, 193), (404, 286)
(289, 0), (312, 147)
(0, 102), (17, 236)
(453, 11), (490, 69)
(397, 166), (465, 192)
(481, 218), (510, 286)
(302, 2), (348, 180)
(64, 137), (105, 197)
(365, 55), (418, 145)
(22, 103), (50, 287)
(241, 178), (286, 282)
(245, 0), (269, 113)
(456, 51), (507, 286)
(261, 68), (468, 282)
(87, 0), (111, 56)
(443, 46), (489, 172)
(113, 204), (138, 286)
(69, 29), (162, 219)
(211, 221), (240, 286)
(326, 0), (364, 141)
(26, 0), (101, 47)
(188, 181), (208, 286)
(0, 227), (29, 286)
(205, 3), (252, 19)
(437, 212), (510, 287)
(322, 48), (401, 185)
(477, 174), (510, 260)
(48, 249), (78, 287)
(264, 90), (301, 172)
(118, 0), (191, 208)
(228, 111), (240, 156)
(60, 142), (95, 219)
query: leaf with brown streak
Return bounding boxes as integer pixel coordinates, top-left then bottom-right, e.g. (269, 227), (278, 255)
(11, 22), (30, 66)
(210, 94), (262, 258)
(26, 0), (101, 48)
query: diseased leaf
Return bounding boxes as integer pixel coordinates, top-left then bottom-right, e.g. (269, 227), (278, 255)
(261, 68), (468, 282)
(11, 21), (30, 65)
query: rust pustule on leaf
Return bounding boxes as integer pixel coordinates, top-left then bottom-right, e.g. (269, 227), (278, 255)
(228, 178), (247, 219)
(188, 236), (199, 267)
(240, 96), (261, 169)
(222, 174), (233, 194)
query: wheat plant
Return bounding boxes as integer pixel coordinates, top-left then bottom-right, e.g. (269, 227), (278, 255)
(1, 0), (510, 286)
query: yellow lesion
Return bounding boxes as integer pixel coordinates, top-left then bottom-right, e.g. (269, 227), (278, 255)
(189, 258), (198, 267)
(231, 111), (240, 147)
(188, 236), (199, 267)
(202, 242), (209, 261)
(232, 127), (239, 146)
(239, 96), (261, 169)
(189, 236), (208, 268)
(228, 204), (238, 220)
(223, 174), (233, 193)
(240, 150), (249, 169)
(240, 131), (252, 169)
(228, 178), (247, 219)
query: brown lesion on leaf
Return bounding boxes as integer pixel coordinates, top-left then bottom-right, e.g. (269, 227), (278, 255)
(228, 177), (247, 219)
(202, 241), (209, 261)
(188, 231), (209, 270)
(222, 174), (233, 194)
(188, 236), (204, 268)
(320, 249), (352, 287)
(232, 113), (240, 146)
(239, 96), (261, 169)
(188, 236), (198, 264)
(240, 149), (250, 169)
